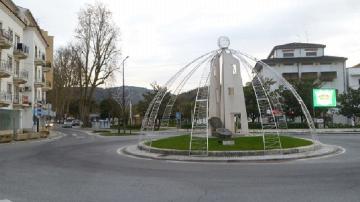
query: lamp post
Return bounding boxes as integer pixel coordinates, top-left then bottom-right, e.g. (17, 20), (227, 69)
(122, 56), (129, 134)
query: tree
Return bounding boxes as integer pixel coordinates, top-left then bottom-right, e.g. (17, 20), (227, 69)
(339, 88), (360, 124)
(50, 45), (79, 120)
(136, 83), (160, 117)
(277, 79), (323, 122)
(99, 97), (121, 121)
(74, 2), (120, 126)
(135, 83), (170, 129)
(243, 83), (259, 123)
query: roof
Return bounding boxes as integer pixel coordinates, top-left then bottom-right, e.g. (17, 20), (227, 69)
(259, 56), (347, 66)
(353, 63), (360, 68)
(268, 42), (326, 59)
(0, 0), (26, 26)
(19, 7), (49, 47)
(0, 1), (49, 47)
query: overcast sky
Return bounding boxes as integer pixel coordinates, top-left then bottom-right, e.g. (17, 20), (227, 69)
(14, 0), (360, 88)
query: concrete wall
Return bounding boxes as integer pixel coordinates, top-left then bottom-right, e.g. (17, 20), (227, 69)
(347, 67), (360, 90)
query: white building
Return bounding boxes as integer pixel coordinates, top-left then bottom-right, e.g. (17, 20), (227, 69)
(257, 42), (348, 124)
(258, 42), (348, 93)
(0, 0), (53, 135)
(347, 63), (360, 90)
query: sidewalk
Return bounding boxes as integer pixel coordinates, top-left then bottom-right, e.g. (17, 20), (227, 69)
(0, 129), (64, 145)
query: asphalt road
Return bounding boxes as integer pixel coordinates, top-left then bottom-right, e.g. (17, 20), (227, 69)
(0, 128), (360, 202)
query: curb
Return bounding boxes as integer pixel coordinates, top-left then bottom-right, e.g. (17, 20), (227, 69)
(119, 143), (344, 163)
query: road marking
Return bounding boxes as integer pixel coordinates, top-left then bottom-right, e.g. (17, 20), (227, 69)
(72, 133), (77, 137)
(0, 199), (13, 202)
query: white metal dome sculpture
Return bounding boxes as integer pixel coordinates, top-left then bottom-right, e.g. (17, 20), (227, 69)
(140, 37), (317, 156)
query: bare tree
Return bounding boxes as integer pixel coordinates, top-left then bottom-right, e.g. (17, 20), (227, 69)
(74, 2), (121, 126)
(51, 45), (79, 120)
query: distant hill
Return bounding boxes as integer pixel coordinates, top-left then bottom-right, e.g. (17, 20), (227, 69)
(94, 86), (151, 104)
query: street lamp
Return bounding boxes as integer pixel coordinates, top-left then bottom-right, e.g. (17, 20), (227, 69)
(122, 56), (129, 134)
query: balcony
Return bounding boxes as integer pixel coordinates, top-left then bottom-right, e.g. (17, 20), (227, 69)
(34, 76), (45, 87)
(42, 81), (52, 91)
(43, 61), (52, 72)
(282, 72), (299, 81)
(13, 94), (30, 108)
(0, 60), (12, 78)
(13, 43), (29, 59)
(13, 93), (22, 107)
(320, 71), (337, 81)
(13, 70), (29, 85)
(34, 53), (46, 66)
(301, 72), (318, 81)
(0, 92), (12, 107)
(0, 29), (13, 49)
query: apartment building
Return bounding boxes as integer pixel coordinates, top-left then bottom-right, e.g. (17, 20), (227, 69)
(0, 0), (53, 134)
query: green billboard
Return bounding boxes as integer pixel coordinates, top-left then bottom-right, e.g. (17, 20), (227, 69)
(312, 89), (337, 107)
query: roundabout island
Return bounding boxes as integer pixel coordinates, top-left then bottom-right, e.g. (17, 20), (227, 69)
(121, 132), (343, 162)
(123, 37), (344, 163)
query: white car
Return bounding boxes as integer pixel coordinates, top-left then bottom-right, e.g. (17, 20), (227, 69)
(63, 120), (73, 128)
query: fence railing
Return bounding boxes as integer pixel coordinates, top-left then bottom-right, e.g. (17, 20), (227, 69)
(0, 60), (12, 73)
(0, 29), (13, 41)
(0, 92), (12, 102)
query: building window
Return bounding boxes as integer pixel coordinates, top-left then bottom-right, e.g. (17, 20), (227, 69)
(282, 49), (294, 58)
(7, 83), (12, 94)
(232, 64), (237, 74)
(8, 55), (12, 69)
(306, 52), (317, 56)
(8, 28), (13, 42)
(15, 60), (19, 75)
(283, 52), (294, 57)
(228, 87), (234, 96)
(14, 34), (20, 45)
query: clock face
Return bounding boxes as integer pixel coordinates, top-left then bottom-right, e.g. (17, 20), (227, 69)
(218, 36), (230, 49)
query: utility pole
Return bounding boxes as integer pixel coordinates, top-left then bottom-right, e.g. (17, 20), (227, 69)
(122, 56), (129, 134)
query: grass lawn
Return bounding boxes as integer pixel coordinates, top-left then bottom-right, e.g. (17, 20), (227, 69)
(148, 135), (313, 151)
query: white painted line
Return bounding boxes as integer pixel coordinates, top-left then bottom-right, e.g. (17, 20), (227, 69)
(0, 199), (13, 202)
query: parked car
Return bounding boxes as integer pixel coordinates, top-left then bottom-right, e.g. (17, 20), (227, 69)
(63, 120), (73, 128)
(72, 120), (81, 127)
